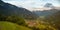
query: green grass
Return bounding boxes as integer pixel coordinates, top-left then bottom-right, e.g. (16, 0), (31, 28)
(0, 21), (32, 30)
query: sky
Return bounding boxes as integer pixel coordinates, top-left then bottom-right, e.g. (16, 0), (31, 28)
(2, 0), (60, 11)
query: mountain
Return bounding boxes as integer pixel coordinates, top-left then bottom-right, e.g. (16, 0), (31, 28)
(45, 11), (60, 30)
(0, 0), (37, 20)
(33, 9), (60, 17)
(33, 3), (60, 17)
(44, 3), (54, 8)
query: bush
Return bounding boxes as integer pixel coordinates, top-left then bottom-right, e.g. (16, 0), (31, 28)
(0, 15), (25, 25)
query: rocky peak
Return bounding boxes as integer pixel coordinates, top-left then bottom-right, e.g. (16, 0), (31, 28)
(0, 0), (4, 3)
(0, 0), (5, 6)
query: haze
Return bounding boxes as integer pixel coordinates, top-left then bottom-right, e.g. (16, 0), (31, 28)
(2, 0), (60, 11)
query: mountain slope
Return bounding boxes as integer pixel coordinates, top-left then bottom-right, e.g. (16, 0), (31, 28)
(0, 0), (37, 20)
(33, 9), (60, 17)
(0, 21), (32, 30)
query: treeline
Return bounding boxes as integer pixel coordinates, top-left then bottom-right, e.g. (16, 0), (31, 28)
(0, 15), (25, 26)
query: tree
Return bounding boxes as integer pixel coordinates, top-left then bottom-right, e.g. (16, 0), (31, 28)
(0, 15), (25, 25)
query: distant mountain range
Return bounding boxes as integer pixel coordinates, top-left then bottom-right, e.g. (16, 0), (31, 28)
(33, 9), (60, 17)
(0, 0), (37, 20)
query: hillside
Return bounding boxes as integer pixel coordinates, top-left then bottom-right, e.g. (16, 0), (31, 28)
(0, 0), (37, 20)
(45, 11), (60, 30)
(0, 21), (32, 30)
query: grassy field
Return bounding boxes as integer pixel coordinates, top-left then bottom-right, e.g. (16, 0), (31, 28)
(0, 21), (32, 30)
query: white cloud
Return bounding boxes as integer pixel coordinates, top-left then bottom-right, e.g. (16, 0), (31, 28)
(3, 0), (60, 11)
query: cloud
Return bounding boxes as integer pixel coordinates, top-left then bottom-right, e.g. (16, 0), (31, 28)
(3, 0), (60, 11)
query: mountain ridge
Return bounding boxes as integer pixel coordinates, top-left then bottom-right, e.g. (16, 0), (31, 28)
(0, 0), (37, 20)
(33, 9), (60, 17)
